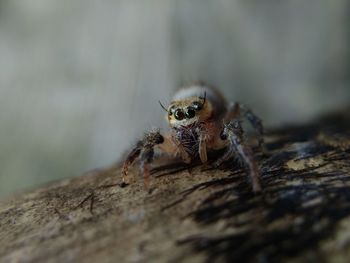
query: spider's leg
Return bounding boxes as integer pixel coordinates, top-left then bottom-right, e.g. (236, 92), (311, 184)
(195, 126), (208, 164)
(122, 141), (142, 184)
(225, 102), (264, 149)
(199, 134), (208, 163)
(139, 146), (155, 188)
(195, 122), (223, 164)
(215, 120), (261, 192)
(122, 130), (164, 186)
(213, 146), (235, 167)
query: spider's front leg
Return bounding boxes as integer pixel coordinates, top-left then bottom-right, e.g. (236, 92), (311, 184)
(215, 120), (262, 192)
(122, 130), (164, 187)
(225, 102), (264, 149)
(122, 129), (191, 188)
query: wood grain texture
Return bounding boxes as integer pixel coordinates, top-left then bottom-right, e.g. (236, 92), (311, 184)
(1, 112), (350, 263)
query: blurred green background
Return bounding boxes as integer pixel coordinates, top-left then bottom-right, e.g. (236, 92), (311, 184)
(0, 0), (349, 197)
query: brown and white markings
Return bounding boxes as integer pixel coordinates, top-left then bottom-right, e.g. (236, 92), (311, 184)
(122, 83), (264, 192)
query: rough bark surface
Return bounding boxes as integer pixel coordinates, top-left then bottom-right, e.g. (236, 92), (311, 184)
(1, 112), (350, 263)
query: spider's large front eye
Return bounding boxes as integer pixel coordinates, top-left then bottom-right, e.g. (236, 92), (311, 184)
(174, 109), (185, 120)
(185, 107), (196, 119)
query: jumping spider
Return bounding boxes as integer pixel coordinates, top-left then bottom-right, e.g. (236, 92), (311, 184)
(122, 83), (264, 192)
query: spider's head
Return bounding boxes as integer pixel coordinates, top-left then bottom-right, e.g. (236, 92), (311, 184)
(160, 93), (213, 127)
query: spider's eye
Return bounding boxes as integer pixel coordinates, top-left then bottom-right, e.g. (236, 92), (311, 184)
(168, 106), (176, 116)
(192, 101), (202, 111)
(174, 109), (185, 120)
(185, 107), (196, 119)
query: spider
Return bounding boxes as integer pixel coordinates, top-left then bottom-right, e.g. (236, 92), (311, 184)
(122, 83), (264, 192)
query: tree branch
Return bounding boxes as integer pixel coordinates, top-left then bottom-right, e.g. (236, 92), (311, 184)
(1, 111), (350, 263)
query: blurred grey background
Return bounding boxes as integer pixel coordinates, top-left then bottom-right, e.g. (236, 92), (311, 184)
(0, 0), (349, 197)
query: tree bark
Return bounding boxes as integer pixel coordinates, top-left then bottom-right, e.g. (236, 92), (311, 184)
(1, 111), (350, 263)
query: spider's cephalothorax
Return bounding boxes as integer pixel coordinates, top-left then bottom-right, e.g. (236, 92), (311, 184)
(122, 83), (264, 192)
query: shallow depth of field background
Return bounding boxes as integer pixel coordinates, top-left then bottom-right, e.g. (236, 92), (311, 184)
(0, 1), (349, 197)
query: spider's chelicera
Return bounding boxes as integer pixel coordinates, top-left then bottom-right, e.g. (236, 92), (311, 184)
(122, 83), (264, 192)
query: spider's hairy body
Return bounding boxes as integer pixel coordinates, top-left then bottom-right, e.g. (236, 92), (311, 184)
(122, 83), (264, 192)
